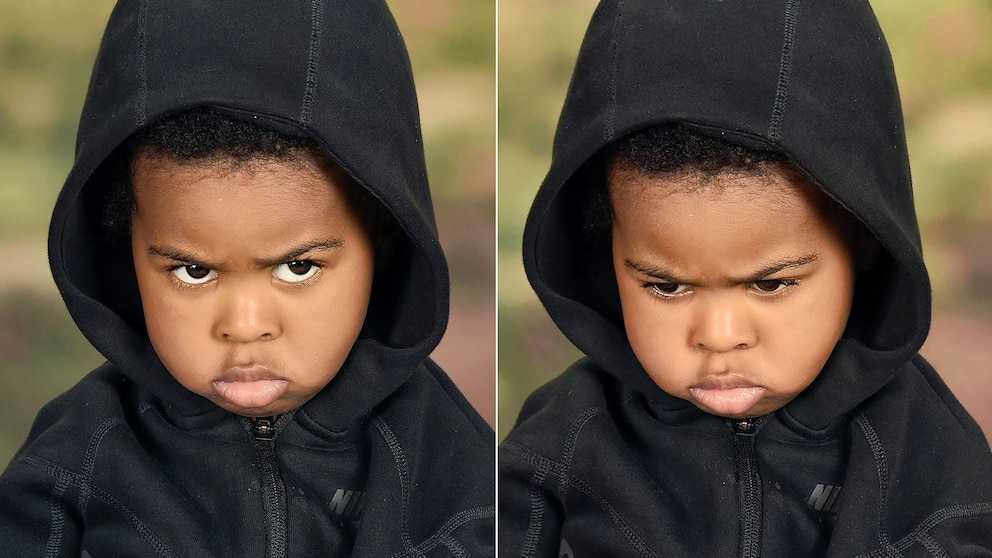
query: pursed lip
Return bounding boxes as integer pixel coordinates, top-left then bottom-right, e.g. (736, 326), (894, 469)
(211, 364), (289, 410)
(690, 373), (763, 391)
(216, 364), (285, 383)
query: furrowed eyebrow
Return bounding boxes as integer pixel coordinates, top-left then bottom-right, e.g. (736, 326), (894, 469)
(624, 253), (819, 285)
(148, 238), (344, 269)
(740, 253), (818, 282)
(624, 259), (685, 283)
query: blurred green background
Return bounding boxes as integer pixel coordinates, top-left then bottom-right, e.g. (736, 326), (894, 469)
(0, 1), (495, 467)
(499, 1), (992, 440)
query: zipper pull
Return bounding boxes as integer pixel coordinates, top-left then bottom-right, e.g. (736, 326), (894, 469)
(734, 418), (753, 433)
(249, 416), (276, 442)
(732, 417), (763, 437)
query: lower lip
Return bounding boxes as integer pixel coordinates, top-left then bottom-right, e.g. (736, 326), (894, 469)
(688, 386), (766, 417)
(212, 379), (289, 409)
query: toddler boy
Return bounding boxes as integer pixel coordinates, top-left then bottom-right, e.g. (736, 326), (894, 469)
(0, 2), (494, 556)
(500, 2), (992, 556)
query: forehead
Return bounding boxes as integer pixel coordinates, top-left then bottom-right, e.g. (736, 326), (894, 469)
(609, 170), (836, 271)
(610, 165), (822, 217)
(131, 155), (355, 248)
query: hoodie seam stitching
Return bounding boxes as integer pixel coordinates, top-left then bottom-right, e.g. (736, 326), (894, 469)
(44, 474), (70, 558)
(502, 442), (657, 558)
(383, 505), (495, 558)
(136, 0), (149, 126)
(856, 413), (900, 557)
(604, 0), (626, 142)
(853, 503), (992, 557)
(915, 533), (946, 558)
(896, 502), (992, 554)
(558, 407), (602, 503)
(299, 0), (323, 125)
(569, 475), (658, 558)
(520, 461), (551, 558)
(372, 416), (424, 558)
(440, 534), (469, 558)
(22, 455), (175, 558)
(79, 417), (125, 518)
(767, 0), (799, 141)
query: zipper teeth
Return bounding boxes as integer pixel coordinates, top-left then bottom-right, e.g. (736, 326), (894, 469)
(258, 443), (288, 558)
(250, 417), (288, 558)
(734, 418), (763, 558)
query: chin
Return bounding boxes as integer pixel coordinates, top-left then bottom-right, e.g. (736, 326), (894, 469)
(694, 404), (757, 420)
(211, 399), (283, 417)
(233, 407), (279, 418)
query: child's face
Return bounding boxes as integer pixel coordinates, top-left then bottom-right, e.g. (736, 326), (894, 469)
(609, 165), (855, 419)
(129, 151), (375, 417)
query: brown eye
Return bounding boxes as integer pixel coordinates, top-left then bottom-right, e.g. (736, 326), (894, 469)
(656, 283), (680, 294)
(754, 280), (782, 292)
(753, 279), (799, 294)
(645, 282), (690, 298)
(273, 260), (322, 284)
(172, 264), (217, 285)
(287, 261), (312, 275)
(186, 265), (209, 279)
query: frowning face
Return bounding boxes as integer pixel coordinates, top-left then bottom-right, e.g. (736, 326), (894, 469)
(609, 165), (855, 419)
(130, 150), (375, 417)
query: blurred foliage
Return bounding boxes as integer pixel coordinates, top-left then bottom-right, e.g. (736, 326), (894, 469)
(0, 1), (495, 466)
(498, 1), (992, 439)
(0, 291), (103, 458)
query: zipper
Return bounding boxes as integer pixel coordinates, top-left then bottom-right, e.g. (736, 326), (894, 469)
(732, 417), (764, 558)
(249, 415), (288, 558)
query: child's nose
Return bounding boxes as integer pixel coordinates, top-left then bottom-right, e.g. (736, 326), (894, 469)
(689, 298), (757, 353)
(213, 289), (282, 343)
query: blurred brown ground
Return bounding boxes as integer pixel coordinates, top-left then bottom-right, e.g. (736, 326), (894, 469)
(923, 314), (992, 436)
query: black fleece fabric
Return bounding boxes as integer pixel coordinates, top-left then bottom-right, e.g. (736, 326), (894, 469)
(500, 1), (992, 557)
(0, 2), (494, 557)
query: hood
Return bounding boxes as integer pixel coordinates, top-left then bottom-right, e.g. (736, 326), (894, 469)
(48, 0), (448, 430)
(522, 0), (932, 432)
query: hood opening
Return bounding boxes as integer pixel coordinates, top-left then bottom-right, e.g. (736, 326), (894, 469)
(52, 0), (448, 429)
(54, 104), (444, 424)
(527, 119), (932, 426)
(70, 109), (440, 356)
(522, 0), (932, 430)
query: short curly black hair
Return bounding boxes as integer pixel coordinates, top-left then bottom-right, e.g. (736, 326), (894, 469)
(586, 122), (842, 234)
(609, 123), (786, 178)
(100, 106), (370, 236)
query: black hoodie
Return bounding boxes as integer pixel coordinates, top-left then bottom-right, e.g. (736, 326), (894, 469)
(0, 1), (494, 556)
(500, 1), (992, 556)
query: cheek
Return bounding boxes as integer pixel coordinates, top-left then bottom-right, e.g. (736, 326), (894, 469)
(136, 276), (217, 389)
(760, 277), (853, 393)
(282, 254), (374, 388)
(615, 275), (696, 393)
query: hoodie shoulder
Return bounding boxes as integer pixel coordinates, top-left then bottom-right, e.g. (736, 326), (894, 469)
(10, 362), (141, 474)
(502, 358), (619, 460)
(365, 360), (495, 555)
(423, 358), (494, 440)
(378, 359), (494, 445)
(906, 354), (988, 449)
